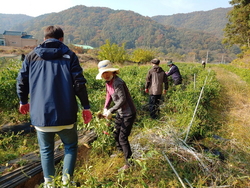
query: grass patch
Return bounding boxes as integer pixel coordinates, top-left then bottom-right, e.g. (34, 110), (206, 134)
(1, 59), (250, 187)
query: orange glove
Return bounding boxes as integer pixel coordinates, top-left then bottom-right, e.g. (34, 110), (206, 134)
(19, 103), (30, 114)
(82, 109), (92, 124)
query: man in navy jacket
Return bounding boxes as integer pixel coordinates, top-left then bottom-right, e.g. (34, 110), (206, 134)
(16, 25), (92, 187)
(166, 60), (182, 85)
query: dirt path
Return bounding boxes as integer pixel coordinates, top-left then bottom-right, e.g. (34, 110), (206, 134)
(211, 66), (250, 146)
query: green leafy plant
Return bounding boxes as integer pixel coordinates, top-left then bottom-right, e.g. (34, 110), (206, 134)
(98, 39), (128, 63)
(129, 48), (156, 64)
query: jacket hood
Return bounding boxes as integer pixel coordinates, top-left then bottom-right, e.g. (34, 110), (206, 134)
(34, 38), (69, 60)
(153, 65), (164, 73)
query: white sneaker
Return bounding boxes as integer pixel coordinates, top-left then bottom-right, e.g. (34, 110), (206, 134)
(43, 182), (55, 188)
(110, 154), (118, 158)
(62, 181), (79, 188)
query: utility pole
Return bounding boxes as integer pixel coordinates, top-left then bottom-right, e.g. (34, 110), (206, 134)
(206, 51), (208, 64)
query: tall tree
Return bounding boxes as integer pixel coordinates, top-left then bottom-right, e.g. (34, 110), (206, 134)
(129, 48), (156, 64)
(223, 0), (250, 49)
(98, 39), (128, 63)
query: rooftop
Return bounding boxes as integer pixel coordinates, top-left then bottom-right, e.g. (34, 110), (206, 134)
(21, 35), (34, 39)
(3, 31), (27, 36)
(73, 44), (94, 49)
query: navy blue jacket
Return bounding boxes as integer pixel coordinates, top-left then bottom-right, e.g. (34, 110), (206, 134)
(166, 64), (182, 81)
(16, 39), (90, 127)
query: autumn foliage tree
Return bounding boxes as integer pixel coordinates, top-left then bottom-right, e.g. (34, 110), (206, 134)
(129, 48), (156, 64)
(98, 39), (128, 63)
(223, 0), (250, 50)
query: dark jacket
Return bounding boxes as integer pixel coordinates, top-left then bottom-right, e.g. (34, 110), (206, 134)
(166, 64), (182, 81)
(145, 65), (168, 95)
(16, 38), (90, 127)
(104, 76), (136, 117)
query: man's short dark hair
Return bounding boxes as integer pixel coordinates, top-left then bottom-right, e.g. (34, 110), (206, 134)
(44, 25), (64, 39)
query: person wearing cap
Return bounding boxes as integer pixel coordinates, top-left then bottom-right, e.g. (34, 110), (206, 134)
(202, 60), (206, 68)
(145, 58), (168, 119)
(96, 60), (136, 171)
(166, 60), (182, 85)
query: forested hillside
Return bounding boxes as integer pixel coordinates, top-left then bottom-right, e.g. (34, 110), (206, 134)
(152, 7), (232, 38)
(0, 14), (33, 33)
(6, 5), (234, 57)
(1, 5), (237, 62)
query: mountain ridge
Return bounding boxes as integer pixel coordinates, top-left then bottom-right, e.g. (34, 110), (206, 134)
(0, 6), (237, 62)
(152, 7), (232, 38)
(0, 6), (231, 38)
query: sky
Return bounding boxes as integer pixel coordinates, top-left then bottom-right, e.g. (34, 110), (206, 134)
(1, 0), (232, 17)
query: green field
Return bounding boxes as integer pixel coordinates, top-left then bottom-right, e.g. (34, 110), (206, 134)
(1, 59), (250, 187)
